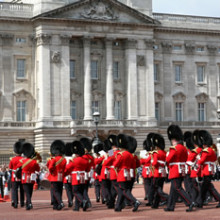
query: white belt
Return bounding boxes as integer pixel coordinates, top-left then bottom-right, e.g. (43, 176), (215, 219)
(169, 162), (185, 166)
(204, 162), (215, 165)
(110, 166), (115, 168)
(158, 160), (166, 165)
(72, 171), (85, 174)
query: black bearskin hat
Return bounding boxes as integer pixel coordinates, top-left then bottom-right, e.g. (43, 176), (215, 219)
(94, 142), (104, 154)
(65, 142), (73, 157)
(22, 142), (35, 158)
(183, 131), (194, 150)
(13, 141), (24, 155)
(152, 133), (165, 150)
(103, 139), (112, 152)
(72, 141), (85, 156)
(80, 137), (92, 152)
(128, 136), (137, 154)
(192, 130), (203, 148)
(108, 134), (118, 147)
(199, 130), (213, 147)
(167, 125), (183, 142)
(146, 133), (155, 151)
(117, 134), (129, 150)
(50, 140), (65, 156)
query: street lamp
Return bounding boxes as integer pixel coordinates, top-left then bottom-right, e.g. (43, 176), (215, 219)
(217, 109), (220, 120)
(93, 111), (100, 139)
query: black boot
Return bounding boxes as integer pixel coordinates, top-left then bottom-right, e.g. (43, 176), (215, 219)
(132, 201), (141, 212)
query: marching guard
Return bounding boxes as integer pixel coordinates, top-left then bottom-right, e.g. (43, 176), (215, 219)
(164, 125), (194, 212)
(9, 141), (24, 208)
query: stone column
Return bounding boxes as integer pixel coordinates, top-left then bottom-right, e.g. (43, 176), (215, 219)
(2, 34), (14, 121)
(144, 40), (157, 125)
(126, 39), (138, 120)
(36, 34), (52, 125)
(83, 37), (92, 120)
(60, 35), (72, 121)
(106, 38), (115, 120)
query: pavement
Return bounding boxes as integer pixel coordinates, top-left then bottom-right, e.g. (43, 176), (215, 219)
(1, 181), (220, 220)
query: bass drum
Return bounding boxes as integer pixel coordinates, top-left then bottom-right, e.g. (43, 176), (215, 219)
(40, 172), (51, 189)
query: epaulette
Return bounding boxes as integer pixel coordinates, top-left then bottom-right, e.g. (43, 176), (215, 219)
(117, 152), (123, 156)
(153, 150), (159, 154)
(88, 159), (91, 164)
(9, 157), (12, 161)
(170, 146), (177, 150)
(202, 148), (209, 153)
(47, 157), (51, 161)
(19, 159), (24, 163)
(192, 149), (197, 153)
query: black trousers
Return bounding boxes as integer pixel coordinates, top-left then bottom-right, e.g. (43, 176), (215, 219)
(0, 176), (3, 198)
(167, 177), (191, 210)
(51, 182), (63, 208)
(23, 183), (33, 206)
(191, 178), (200, 203)
(111, 180), (119, 203)
(149, 177), (168, 207)
(197, 175), (220, 206)
(115, 181), (137, 210)
(11, 181), (24, 205)
(184, 174), (192, 199)
(64, 183), (74, 204)
(72, 184), (86, 209)
(94, 179), (101, 200)
(83, 181), (91, 204)
(102, 179), (112, 204)
(143, 178), (152, 200)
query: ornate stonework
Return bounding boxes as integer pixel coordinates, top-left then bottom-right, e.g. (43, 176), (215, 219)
(81, 0), (118, 21)
(161, 41), (172, 54)
(36, 34), (51, 46)
(51, 51), (61, 63)
(207, 45), (217, 55)
(195, 92), (209, 102)
(184, 41), (195, 55)
(172, 92), (186, 102)
(137, 55), (145, 66)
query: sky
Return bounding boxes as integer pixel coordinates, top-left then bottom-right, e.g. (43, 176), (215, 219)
(153, 0), (220, 17)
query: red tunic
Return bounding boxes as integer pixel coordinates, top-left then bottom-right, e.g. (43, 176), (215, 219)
(152, 150), (166, 178)
(131, 154), (140, 178)
(140, 154), (152, 178)
(65, 156), (89, 185)
(198, 147), (217, 177)
(113, 150), (135, 182)
(48, 156), (67, 182)
(9, 155), (23, 182)
(93, 157), (102, 180)
(82, 153), (95, 179)
(166, 144), (188, 179)
(186, 147), (202, 178)
(102, 149), (120, 180)
(63, 156), (72, 184)
(18, 158), (40, 184)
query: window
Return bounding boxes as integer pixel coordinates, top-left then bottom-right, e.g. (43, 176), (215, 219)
(16, 38), (26, 43)
(155, 102), (160, 121)
(198, 103), (205, 121)
(197, 65), (205, 83)
(70, 60), (75, 79)
(114, 101), (121, 120)
(175, 65), (182, 82)
(153, 45), (159, 50)
(176, 102), (183, 121)
(92, 101), (99, 114)
(17, 59), (26, 78)
(196, 46), (205, 52)
(173, 45), (182, 50)
(17, 101), (26, 121)
(91, 60), (98, 79)
(70, 101), (76, 119)
(154, 63), (159, 82)
(113, 61), (119, 79)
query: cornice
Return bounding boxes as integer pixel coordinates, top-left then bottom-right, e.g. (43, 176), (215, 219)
(155, 26), (220, 36)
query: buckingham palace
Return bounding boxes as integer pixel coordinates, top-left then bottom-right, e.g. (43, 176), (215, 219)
(1, 0), (220, 162)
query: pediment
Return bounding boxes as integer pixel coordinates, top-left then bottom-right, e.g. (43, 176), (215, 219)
(36, 0), (158, 26)
(195, 92), (208, 102)
(13, 89), (32, 98)
(172, 92), (186, 101)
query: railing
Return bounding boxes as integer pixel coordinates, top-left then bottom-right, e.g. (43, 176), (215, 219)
(158, 121), (220, 127)
(0, 122), (35, 128)
(153, 13), (220, 25)
(0, 3), (33, 17)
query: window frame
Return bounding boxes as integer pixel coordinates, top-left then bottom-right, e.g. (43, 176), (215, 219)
(16, 59), (26, 79)
(16, 100), (26, 122)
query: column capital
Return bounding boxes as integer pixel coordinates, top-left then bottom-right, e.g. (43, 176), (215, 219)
(35, 33), (52, 46)
(161, 41), (172, 54)
(60, 34), (71, 46)
(184, 41), (195, 55)
(105, 38), (114, 48)
(0, 33), (14, 46)
(207, 44), (217, 55)
(145, 39), (155, 50)
(83, 36), (91, 47)
(125, 39), (137, 49)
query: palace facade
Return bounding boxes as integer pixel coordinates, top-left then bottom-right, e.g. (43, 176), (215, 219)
(1, 0), (220, 162)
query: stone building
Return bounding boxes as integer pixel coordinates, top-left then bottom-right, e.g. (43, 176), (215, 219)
(0, 0), (220, 163)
